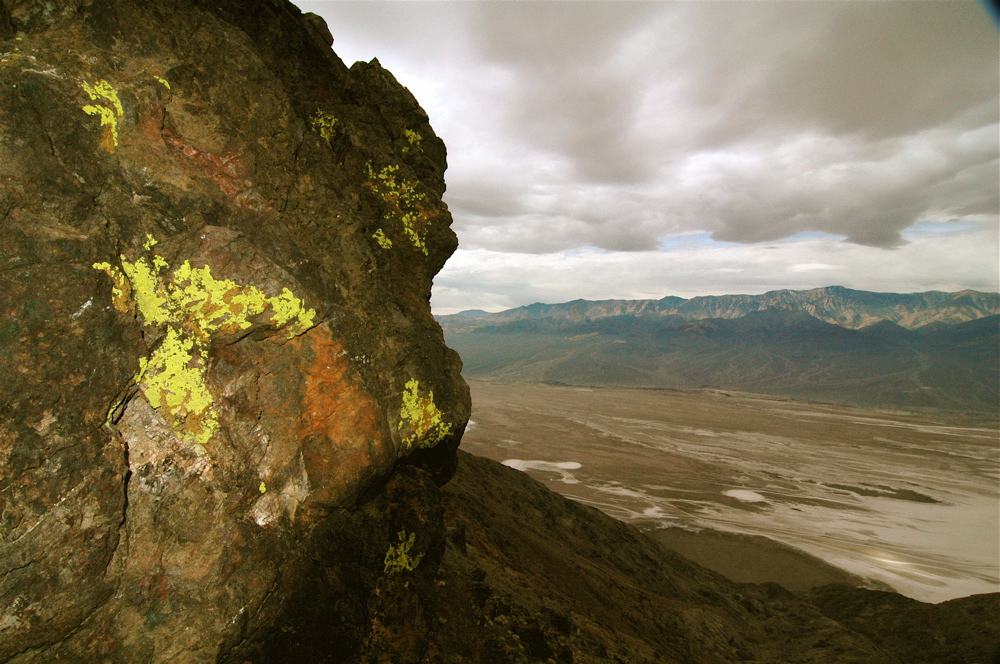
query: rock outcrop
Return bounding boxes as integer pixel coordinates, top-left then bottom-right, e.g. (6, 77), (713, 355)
(0, 0), (468, 660)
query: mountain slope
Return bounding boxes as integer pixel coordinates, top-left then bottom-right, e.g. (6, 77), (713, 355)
(442, 308), (999, 414)
(435, 452), (898, 664)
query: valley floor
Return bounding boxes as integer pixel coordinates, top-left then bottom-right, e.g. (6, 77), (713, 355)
(459, 380), (1000, 603)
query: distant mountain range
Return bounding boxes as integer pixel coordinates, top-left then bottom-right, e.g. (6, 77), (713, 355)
(440, 286), (1000, 331)
(438, 287), (1000, 415)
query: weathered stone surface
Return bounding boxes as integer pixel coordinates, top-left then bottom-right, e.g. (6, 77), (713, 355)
(0, 0), (468, 660)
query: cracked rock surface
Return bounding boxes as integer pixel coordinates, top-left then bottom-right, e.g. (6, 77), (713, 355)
(0, 0), (468, 660)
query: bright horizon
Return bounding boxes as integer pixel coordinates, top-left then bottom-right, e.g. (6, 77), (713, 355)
(300, 1), (1000, 315)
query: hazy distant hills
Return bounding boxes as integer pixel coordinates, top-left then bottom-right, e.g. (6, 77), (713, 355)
(438, 287), (1000, 415)
(440, 286), (1000, 331)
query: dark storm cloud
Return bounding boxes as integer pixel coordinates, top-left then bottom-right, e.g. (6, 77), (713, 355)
(467, 2), (663, 184)
(427, 0), (997, 250)
(672, 2), (999, 142)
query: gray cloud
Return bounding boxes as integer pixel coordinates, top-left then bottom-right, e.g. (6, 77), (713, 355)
(431, 220), (999, 314)
(667, 2), (999, 142)
(468, 2), (663, 184)
(302, 1), (998, 309)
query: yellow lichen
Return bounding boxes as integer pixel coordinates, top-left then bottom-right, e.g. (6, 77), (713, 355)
(93, 238), (317, 453)
(154, 75), (171, 90)
(383, 530), (424, 574)
(309, 110), (338, 141)
(81, 105), (119, 152)
(169, 261), (265, 336)
(365, 162), (437, 256)
(92, 261), (132, 313)
(398, 378), (452, 449)
(402, 129), (422, 153)
(81, 79), (124, 116)
(80, 79), (124, 153)
(372, 228), (392, 249)
(258, 481), (267, 494)
(269, 287), (317, 333)
(136, 327), (218, 451)
(119, 255), (172, 325)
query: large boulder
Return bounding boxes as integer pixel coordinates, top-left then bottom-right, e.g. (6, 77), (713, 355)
(0, 0), (468, 660)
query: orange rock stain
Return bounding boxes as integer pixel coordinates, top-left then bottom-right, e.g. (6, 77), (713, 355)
(291, 325), (389, 508)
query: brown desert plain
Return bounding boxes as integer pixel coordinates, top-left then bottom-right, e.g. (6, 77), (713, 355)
(459, 380), (1000, 604)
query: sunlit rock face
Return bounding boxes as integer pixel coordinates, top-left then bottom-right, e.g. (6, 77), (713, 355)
(0, 0), (468, 659)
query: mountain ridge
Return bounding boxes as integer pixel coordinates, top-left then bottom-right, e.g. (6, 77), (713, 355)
(439, 286), (1000, 331)
(440, 290), (1000, 415)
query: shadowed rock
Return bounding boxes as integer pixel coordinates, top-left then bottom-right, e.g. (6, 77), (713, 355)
(0, 0), (467, 659)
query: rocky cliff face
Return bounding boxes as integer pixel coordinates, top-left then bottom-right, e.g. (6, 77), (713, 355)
(0, 1), (468, 660)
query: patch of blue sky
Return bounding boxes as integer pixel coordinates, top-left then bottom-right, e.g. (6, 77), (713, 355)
(656, 232), (730, 251)
(902, 220), (979, 238)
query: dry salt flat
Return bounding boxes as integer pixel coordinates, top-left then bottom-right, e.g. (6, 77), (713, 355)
(463, 380), (1000, 603)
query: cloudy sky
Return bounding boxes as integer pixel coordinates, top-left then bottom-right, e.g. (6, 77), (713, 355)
(299, 1), (999, 314)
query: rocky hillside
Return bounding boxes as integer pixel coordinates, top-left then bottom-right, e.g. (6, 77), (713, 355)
(231, 451), (1000, 664)
(0, 1), (468, 660)
(439, 286), (1000, 331)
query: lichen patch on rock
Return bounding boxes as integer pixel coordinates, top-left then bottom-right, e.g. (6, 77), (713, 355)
(365, 162), (440, 255)
(80, 79), (124, 152)
(399, 378), (453, 449)
(93, 238), (317, 451)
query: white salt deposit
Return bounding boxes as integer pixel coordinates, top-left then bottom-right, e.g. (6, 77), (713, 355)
(503, 459), (582, 472)
(502, 459), (582, 484)
(723, 489), (768, 503)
